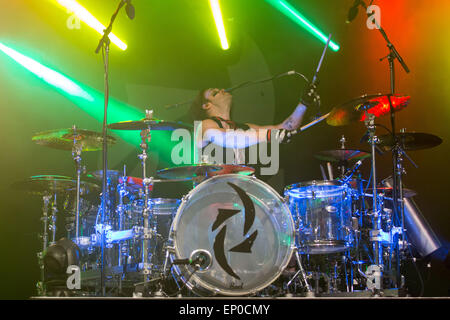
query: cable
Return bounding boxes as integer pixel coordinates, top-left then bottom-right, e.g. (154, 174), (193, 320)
(163, 70), (310, 109)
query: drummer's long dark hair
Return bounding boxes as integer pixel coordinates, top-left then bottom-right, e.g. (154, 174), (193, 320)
(190, 88), (209, 121)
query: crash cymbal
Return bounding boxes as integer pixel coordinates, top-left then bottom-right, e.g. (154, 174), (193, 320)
(107, 118), (193, 131)
(365, 187), (417, 198)
(32, 128), (116, 151)
(315, 149), (370, 162)
(157, 164), (255, 181)
(378, 132), (443, 151)
(327, 94), (410, 126)
(12, 175), (100, 195)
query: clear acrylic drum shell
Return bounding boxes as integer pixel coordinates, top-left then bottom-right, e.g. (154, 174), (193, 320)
(284, 180), (354, 254)
(170, 174), (296, 296)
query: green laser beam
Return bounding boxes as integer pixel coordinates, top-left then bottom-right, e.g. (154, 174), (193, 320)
(265, 0), (340, 52)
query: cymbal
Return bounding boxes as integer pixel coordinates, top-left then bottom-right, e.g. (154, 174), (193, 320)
(32, 128), (116, 151)
(107, 118), (193, 131)
(365, 187), (417, 198)
(327, 94), (410, 126)
(315, 149), (370, 162)
(87, 170), (121, 182)
(157, 164), (255, 181)
(378, 132), (443, 151)
(12, 175), (100, 195)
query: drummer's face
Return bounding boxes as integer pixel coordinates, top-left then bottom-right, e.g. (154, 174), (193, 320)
(204, 88), (232, 110)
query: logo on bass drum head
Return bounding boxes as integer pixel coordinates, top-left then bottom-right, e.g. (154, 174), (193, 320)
(211, 182), (258, 280)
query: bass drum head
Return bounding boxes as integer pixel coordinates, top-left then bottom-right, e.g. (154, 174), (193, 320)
(170, 174), (295, 296)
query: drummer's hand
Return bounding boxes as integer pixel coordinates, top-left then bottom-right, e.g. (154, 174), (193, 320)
(274, 129), (292, 144)
(301, 83), (319, 107)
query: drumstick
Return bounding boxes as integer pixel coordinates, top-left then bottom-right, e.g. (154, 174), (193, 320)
(320, 164), (327, 180)
(327, 162), (334, 180)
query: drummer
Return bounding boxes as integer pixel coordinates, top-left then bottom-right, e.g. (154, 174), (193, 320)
(190, 87), (312, 168)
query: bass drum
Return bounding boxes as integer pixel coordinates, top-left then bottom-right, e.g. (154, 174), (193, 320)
(169, 174), (295, 296)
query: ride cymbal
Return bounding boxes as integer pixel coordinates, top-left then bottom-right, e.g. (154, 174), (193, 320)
(378, 132), (443, 151)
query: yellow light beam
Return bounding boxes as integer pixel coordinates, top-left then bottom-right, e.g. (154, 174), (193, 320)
(56, 0), (127, 50)
(209, 0), (229, 50)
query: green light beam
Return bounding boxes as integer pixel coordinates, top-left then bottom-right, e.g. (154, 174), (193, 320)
(265, 0), (340, 52)
(0, 41), (94, 101)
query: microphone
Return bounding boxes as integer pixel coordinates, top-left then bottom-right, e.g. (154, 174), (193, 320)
(346, 0), (366, 24)
(172, 250), (212, 271)
(124, 0), (135, 20)
(343, 159), (364, 179)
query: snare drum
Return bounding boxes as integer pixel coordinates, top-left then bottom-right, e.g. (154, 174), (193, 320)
(169, 174), (295, 296)
(285, 180), (354, 254)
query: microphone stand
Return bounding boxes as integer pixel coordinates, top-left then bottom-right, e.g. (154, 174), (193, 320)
(95, 0), (128, 297)
(367, 7), (410, 290)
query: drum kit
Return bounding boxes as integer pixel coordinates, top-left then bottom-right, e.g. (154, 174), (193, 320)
(14, 91), (443, 298)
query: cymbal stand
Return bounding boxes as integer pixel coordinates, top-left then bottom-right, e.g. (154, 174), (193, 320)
(37, 193), (51, 295)
(364, 112), (384, 293)
(50, 192), (58, 244)
(117, 165), (128, 268)
(139, 126), (155, 282)
(338, 135), (348, 178)
(71, 125), (83, 241)
(371, 8), (410, 289)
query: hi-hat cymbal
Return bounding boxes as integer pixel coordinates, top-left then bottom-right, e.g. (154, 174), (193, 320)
(365, 187), (417, 198)
(157, 164), (255, 181)
(315, 149), (370, 162)
(327, 94), (410, 127)
(32, 128), (116, 151)
(12, 175), (100, 195)
(377, 132), (443, 151)
(107, 118), (193, 131)
(87, 170), (121, 182)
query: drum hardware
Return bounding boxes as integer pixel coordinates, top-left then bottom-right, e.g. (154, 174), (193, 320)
(72, 126), (83, 242)
(362, 112), (385, 291)
(31, 127), (112, 244)
(286, 250), (314, 296)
